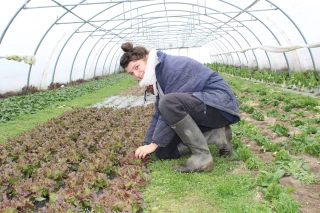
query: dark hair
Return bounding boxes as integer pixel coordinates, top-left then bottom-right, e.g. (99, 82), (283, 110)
(120, 42), (148, 69)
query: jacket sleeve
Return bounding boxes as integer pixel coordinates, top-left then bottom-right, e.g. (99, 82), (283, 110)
(144, 96), (175, 147)
(143, 97), (159, 145)
(152, 115), (176, 147)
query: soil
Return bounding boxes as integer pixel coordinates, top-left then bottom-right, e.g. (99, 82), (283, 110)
(297, 154), (320, 176)
(238, 135), (274, 164)
(280, 177), (320, 213)
(118, 84), (146, 96)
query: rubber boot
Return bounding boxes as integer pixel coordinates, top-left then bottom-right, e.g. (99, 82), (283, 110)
(204, 125), (233, 157)
(177, 126), (233, 157)
(171, 115), (213, 173)
(177, 142), (191, 157)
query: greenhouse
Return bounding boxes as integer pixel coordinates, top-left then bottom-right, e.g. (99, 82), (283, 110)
(0, 0), (319, 212)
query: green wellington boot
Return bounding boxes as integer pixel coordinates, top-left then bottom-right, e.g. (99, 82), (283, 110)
(171, 114), (213, 173)
(177, 125), (233, 157)
(204, 125), (233, 157)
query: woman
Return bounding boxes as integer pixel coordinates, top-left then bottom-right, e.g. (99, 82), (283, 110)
(120, 42), (240, 173)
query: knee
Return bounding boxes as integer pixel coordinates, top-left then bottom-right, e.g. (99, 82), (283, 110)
(159, 93), (180, 120)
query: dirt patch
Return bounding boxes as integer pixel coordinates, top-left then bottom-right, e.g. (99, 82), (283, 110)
(272, 136), (289, 143)
(254, 192), (264, 202)
(297, 154), (320, 175)
(118, 84), (146, 96)
(231, 161), (260, 177)
(231, 161), (247, 175)
(305, 111), (320, 119)
(245, 99), (261, 108)
(239, 136), (274, 164)
(289, 113), (298, 120)
(280, 176), (320, 213)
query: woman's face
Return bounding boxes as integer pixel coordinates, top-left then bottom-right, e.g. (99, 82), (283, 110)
(126, 58), (147, 81)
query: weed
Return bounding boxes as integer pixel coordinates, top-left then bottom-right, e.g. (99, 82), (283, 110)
(263, 142), (280, 152)
(272, 192), (300, 213)
(245, 155), (263, 170)
(269, 123), (289, 137)
(304, 140), (320, 157)
(266, 109), (281, 118)
(295, 111), (306, 118)
(303, 125), (318, 134)
(258, 170), (286, 187)
(240, 104), (255, 114)
(282, 105), (292, 112)
(251, 110), (265, 121)
(290, 119), (304, 127)
(274, 149), (292, 162)
(236, 146), (252, 161)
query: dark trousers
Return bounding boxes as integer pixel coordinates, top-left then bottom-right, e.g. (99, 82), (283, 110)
(155, 93), (230, 159)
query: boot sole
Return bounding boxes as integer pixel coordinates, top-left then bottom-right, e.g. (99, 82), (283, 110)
(172, 162), (213, 173)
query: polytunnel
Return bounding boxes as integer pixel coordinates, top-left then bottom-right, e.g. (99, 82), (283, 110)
(1, 0), (320, 93)
(2, 1), (320, 213)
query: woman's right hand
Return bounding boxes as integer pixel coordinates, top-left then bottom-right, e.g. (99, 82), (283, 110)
(135, 143), (158, 159)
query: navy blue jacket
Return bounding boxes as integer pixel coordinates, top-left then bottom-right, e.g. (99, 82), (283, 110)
(144, 51), (240, 147)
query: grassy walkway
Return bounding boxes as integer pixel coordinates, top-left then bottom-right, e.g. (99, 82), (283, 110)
(143, 151), (270, 213)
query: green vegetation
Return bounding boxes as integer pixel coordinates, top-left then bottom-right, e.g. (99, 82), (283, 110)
(143, 152), (271, 213)
(1, 70), (320, 212)
(240, 104), (255, 114)
(231, 123), (307, 212)
(206, 63), (320, 93)
(223, 72), (320, 160)
(251, 110), (265, 121)
(0, 75), (136, 143)
(269, 123), (290, 137)
(0, 73), (132, 124)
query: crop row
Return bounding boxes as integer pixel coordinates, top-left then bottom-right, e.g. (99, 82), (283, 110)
(232, 124), (301, 213)
(230, 95), (319, 213)
(0, 73), (130, 124)
(0, 105), (153, 212)
(227, 75), (320, 157)
(207, 63), (320, 93)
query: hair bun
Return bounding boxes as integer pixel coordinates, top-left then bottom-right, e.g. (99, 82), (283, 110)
(121, 42), (133, 52)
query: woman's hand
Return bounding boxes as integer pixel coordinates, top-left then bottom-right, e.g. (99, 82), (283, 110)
(135, 143), (158, 159)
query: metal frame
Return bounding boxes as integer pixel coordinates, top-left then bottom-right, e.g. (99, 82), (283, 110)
(0, 0), (318, 89)
(55, 3), (265, 82)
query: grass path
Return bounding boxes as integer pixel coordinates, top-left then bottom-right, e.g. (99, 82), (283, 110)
(143, 151), (270, 213)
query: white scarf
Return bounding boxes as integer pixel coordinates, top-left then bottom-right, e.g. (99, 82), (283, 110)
(139, 49), (160, 96)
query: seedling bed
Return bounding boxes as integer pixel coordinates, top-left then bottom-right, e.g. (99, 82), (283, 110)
(0, 105), (154, 212)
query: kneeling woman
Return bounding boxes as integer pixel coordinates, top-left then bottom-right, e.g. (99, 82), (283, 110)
(119, 42), (240, 173)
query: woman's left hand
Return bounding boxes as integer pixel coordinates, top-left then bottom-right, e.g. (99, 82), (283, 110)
(135, 143), (158, 159)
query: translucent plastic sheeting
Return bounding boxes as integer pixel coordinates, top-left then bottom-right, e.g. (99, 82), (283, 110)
(0, 0), (319, 93)
(213, 42), (320, 55)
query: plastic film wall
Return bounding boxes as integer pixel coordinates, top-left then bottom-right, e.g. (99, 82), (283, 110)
(0, 0), (319, 93)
